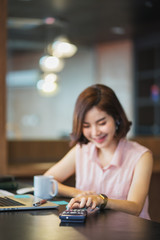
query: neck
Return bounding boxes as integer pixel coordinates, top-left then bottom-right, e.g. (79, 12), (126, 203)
(97, 139), (119, 167)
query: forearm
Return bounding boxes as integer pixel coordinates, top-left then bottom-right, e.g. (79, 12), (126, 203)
(68, 194), (143, 217)
(105, 198), (142, 216)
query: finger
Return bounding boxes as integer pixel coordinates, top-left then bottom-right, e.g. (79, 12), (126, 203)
(68, 196), (87, 209)
(72, 203), (81, 209)
(86, 197), (92, 207)
(67, 198), (80, 208)
(79, 197), (87, 208)
(91, 200), (97, 209)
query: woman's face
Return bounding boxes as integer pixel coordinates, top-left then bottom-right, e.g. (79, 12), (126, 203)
(82, 106), (117, 149)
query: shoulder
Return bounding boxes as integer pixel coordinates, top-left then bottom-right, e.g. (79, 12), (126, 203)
(134, 150), (153, 183)
(118, 138), (152, 167)
(120, 138), (151, 155)
(136, 150), (153, 168)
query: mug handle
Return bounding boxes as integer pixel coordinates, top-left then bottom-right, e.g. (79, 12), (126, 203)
(50, 179), (58, 197)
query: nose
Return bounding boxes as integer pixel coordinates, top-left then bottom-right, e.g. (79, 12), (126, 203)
(91, 125), (100, 136)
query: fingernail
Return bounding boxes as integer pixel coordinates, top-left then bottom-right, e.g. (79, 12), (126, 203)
(66, 205), (70, 210)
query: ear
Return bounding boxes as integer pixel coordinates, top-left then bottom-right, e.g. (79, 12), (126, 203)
(115, 119), (120, 131)
(116, 119), (120, 126)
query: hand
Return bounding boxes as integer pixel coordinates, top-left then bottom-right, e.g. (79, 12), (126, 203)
(76, 190), (96, 197)
(67, 194), (103, 210)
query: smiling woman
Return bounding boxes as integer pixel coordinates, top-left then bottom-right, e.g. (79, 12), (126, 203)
(44, 84), (153, 220)
(2, 0), (160, 223)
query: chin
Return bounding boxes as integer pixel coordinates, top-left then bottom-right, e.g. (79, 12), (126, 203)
(94, 141), (108, 148)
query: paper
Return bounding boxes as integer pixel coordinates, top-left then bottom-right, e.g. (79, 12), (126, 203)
(51, 200), (68, 205)
(0, 189), (14, 196)
(14, 194), (31, 198)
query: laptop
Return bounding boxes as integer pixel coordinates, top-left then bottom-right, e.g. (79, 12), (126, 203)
(0, 193), (58, 212)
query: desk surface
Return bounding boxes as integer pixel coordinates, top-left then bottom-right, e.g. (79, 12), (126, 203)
(0, 198), (160, 240)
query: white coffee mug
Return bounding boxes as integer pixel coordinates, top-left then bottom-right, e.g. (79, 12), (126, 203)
(34, 175), (58, 200)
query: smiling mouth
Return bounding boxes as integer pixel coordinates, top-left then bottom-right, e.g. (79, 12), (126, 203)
(93, 135), (107, 143)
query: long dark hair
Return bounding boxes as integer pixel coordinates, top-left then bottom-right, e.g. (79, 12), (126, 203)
(70, 84), (132, 147)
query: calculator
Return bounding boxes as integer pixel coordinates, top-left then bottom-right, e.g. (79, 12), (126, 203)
(59, 209), (87, 223)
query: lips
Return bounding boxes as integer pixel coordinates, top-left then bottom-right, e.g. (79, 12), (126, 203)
(93, 135), (107, 144)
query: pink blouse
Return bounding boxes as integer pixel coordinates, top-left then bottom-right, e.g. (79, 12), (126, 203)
(75, 138), (151, 220)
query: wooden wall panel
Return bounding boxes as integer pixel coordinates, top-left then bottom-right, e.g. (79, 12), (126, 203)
(8, 140), (70, 164)
(0, 0), (7, 174)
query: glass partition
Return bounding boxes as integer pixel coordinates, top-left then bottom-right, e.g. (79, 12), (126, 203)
(7, 2), (96, 140)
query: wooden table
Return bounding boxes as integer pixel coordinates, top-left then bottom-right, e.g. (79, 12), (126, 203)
(0, 198), (160, 240)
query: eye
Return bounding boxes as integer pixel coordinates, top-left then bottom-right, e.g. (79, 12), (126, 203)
(98, 121), (106, 126)
(83, 123), (90, 128)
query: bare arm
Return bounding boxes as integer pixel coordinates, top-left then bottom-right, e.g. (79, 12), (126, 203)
(44, 146), (85, 197)
(68, 151), (153, 216)
(44, 147), (76, 182)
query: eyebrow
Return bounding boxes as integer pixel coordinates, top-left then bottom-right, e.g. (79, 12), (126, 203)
(83, 117), (106, 124)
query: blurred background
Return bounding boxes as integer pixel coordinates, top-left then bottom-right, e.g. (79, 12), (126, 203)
(7, 0), (160, 140)
(4, 0), (160, 171)
(0, 0), (160, 222)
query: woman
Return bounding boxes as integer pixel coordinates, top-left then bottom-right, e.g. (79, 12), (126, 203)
(44, 84), (153, 219)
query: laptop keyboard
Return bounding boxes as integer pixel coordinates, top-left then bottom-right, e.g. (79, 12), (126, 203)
(0, 197), (25, 206)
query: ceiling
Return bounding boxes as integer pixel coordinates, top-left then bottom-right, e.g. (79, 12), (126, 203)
(7, 0), (160, 51)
